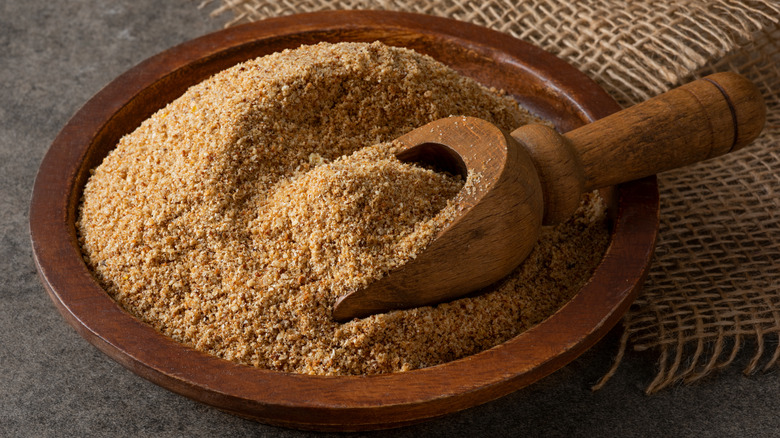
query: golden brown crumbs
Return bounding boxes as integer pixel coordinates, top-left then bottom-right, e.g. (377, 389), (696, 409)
(77, 41), (609, 375)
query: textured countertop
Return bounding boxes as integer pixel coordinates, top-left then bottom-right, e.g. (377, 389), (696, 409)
(2, 1), (779, 436)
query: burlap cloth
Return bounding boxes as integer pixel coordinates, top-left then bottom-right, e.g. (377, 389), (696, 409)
(200, 0), (780, 393)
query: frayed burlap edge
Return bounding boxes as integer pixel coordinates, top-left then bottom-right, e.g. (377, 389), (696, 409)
(200, 0), (780, 394)
(593, 24), (780, 393)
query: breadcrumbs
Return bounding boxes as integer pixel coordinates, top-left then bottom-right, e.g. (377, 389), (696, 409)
(77, 42), (609, 375)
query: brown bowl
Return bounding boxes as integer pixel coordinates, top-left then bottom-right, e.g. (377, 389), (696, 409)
(30, 10), (658, 431)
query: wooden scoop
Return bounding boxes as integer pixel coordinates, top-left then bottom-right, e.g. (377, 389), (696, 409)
(332, 72), (766, 322)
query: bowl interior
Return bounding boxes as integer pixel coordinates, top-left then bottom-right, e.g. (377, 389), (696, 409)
(30, 10), (658, 432)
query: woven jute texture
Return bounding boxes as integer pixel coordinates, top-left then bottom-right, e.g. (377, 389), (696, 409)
(202, 0), (780, 393)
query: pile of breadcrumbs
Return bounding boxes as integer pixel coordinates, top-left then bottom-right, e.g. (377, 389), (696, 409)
(77, 42), (609, 375)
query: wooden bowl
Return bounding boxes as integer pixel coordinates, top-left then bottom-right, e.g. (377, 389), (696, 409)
(30, 10), (658, 431)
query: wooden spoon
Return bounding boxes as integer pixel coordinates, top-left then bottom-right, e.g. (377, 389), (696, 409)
(332, 72), (765, 322)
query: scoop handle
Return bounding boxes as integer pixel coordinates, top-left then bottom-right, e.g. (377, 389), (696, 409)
(511, 72), (765, 224)
(570, 72), (765, 190)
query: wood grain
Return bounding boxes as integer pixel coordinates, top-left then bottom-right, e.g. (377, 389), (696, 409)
(333, 117), (544, 320)
(29, 10), (658, 431)
(567, 72), (765, 191)
(335, 72), (763, 320)
(513, 72), (766, 222)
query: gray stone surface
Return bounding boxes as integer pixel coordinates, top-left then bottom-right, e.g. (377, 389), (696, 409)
(1, 0), (778, 436)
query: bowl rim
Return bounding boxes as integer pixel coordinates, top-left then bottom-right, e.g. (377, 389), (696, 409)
(29, 10), (658, 431)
